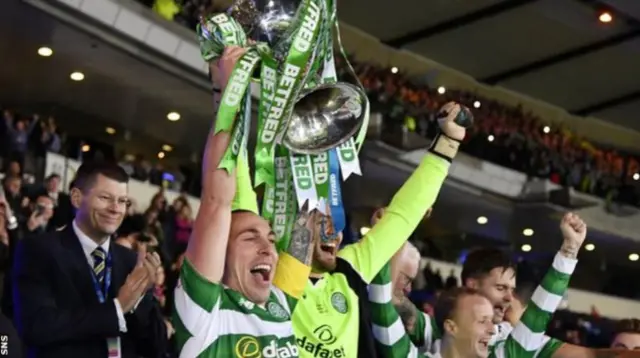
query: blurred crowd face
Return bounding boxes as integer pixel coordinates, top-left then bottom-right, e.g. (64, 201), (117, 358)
(7, 162), (20, 177)
(72, 174), (128, 239)
(4, 177), (21, 197)
(172, 198), (185, 212)
(34, 196), (55, 221)
(445, 294), (495, 358)
(611, 333), (640, 350)
(179, 205), (192, 220)
(311, 210), (342, 273)
(45, 176), (61, 193)
(466, 268), (516, 324)
(224, 211), (278, 305)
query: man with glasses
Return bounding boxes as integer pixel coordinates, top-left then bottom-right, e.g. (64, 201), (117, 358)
(12, 161), (168, 358)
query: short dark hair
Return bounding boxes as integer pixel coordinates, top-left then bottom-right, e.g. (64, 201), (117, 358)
(615, 319), (640, 335)
(434, 287), (480, 334)
(461, 247), (516, 285)
(72, 161), (128, 191)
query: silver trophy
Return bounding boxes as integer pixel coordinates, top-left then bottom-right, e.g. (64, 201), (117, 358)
(229, 0), (367, 154)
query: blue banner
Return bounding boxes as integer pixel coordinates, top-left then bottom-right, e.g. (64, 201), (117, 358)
(328, 149), (346, 234)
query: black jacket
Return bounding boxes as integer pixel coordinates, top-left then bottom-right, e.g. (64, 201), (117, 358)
(12, 226), (167, 358)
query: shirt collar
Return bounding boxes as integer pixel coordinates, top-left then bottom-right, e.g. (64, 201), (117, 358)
(72, 220), (110, 257)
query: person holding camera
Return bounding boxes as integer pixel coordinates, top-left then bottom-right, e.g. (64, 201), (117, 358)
(24, 193), (55, 235)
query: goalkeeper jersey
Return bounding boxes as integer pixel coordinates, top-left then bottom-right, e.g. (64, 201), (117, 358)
(288, 155), (451, 358)
(173, 258), (302, 358)
(370, 252), (575, 357)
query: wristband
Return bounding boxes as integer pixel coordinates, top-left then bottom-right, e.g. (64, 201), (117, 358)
(428, 132), (460, 162)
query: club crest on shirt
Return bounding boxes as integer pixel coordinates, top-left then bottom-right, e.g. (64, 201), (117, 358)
(330, 292), (348, 314)
(267, 301), (289, 319)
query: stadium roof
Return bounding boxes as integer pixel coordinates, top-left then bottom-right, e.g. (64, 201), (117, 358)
(338, 0), (640, 133)
(0, 0), (213, 160)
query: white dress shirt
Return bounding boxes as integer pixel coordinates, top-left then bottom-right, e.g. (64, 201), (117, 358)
(72, 220), (128, 333)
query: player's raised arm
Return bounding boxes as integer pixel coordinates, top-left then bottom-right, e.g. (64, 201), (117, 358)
(186, 46), (247, 283)
(338, 102), (469, 283)
(501, 213), (585, 356)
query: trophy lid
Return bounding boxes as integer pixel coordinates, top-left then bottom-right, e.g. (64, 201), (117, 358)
(230, 0), (302, 48)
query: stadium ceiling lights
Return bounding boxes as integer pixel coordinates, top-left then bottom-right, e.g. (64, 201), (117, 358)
(437, 86), (446, 94)
(38, 47), (53, 57)
(521, 244), (532, 252)
(157, 151), (165, 159)
(476, 216), (488, 225)
(543, 126), (550, 134)
(391, 67), (398, 74)
(167, 112), (181, 121)
(585, 243), (595, 251)
(70, 72), (85, 81)
(599, 11), (613, 23)
(162, 144), (173, 152)
(629, 253), (639, 262)
(633, 173), (639, 181)
(105, 127), (116, 135)
(523, 228), (534, 237)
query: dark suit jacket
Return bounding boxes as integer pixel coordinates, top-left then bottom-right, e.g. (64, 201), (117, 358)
(11, 226), (167, 358)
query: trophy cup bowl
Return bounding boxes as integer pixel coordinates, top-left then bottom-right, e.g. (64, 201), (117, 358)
(230, 0), (368, 155)
(283, 82), (366, 154)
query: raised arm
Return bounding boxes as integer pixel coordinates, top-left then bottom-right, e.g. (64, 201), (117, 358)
(185, 46), (247, 283)
(501, 213), (585, 356)
(338, 102), (468, 284)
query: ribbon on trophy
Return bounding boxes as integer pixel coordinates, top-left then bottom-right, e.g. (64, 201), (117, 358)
(198, 0), (370, 247)
(328, 149), (346, 233)
(273, 146), (296, 251)
(254, 0), (324, 187)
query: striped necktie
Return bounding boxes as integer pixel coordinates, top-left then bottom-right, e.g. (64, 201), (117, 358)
(91, 247), (107, 291)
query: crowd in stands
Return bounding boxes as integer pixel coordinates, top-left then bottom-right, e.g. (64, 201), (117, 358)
(1, 0), (639, 354)
(147, 0), (640, 208)
(344, 57), (640, 207)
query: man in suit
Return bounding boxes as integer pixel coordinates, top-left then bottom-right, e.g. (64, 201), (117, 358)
(12, 161), (168, 358)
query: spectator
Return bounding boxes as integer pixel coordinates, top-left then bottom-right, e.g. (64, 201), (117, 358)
(172, 203), (192, 256)
(22, 193), (55, 235)
(12, 161), (168, 358)
(2, 112), (38, 171)
(43, 174), (74, 229)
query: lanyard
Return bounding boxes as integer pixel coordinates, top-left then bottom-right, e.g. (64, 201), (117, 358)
(90, 252), (112, 304)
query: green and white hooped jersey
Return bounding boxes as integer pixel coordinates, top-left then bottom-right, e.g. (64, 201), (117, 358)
(369, 252), (575, 358)
(173, 259), (299, 358)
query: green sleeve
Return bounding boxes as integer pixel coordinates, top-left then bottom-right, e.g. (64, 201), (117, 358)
(502, 253), (577, 357)
(338, 155), (449, 283)
(409, 311), (439, 353)
(173, 258), (223, 354)
(535, 337), (564, 358)
(231, 151), (259, 214)
(369, 261), (417, 357)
